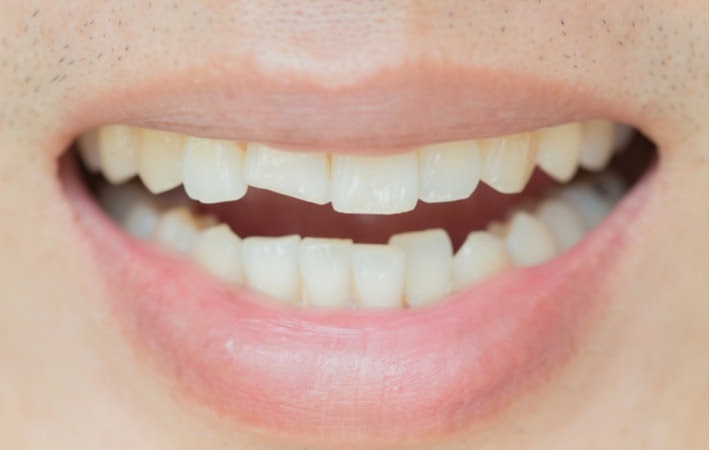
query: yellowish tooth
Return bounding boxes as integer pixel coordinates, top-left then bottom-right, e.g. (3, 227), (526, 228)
(242, 235), (301, 304)
(98, 125), (140, 184)
(535, 199), (587, 251)
(453, 231), (511, 288)
(579, 120), (615, 171)
(153, 207), (200, 255)
(77, 130), (102, 173)
(183, 137), (248, 203)
(535, 123), (583, 182)
(505, 211), (558, 267)
(299, 238), (353, 308)
(418, 140), (481, 203)
(479, 132), (537, 194)
(351, 244), (406, 308)
(194, 224), (244, 285)
(138, 129), (185, 194)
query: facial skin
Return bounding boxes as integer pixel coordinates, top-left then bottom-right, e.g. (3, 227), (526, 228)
(0, 1), (706, 449)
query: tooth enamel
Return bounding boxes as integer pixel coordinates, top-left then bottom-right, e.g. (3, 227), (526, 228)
(535, 123), (583, 182)
(194, 225), (244, 285)
(153, 207), (201, 254)
(558, 183), (613, 228)
(244, 143), (330, 204)
(351, 244), (406, 308)
(242, 235), (301, 304)
(123, 201), (161, 240)
(98, 125), (140, 183)
(535, 199), (587, 251)
(479, 132), (537, 193)
(579, 120), (615, 171)
(299, 238), (353, 308)
(331, 152), (418, 214)
(505, 211), (558, 267)
(453, 231), (511, 288)
(138, 129), (186, 194)
(418, 141), (481, 202)
(77, 131), (102, 173)
(183, 137), (248, 203)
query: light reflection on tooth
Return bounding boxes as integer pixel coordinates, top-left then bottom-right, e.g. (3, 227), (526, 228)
(194, 225), (244, 285)
(579, 120), (615, 171)
(453, 231), (511, 288)
(138, 129), (185, 194)
(242, 235), (301, 304)
(535, 123), (582, 182)
(351, 244), (405, 308)
(479, 132), (537, 194)
(183, 137), (248, 203)
(505, 212), (558, 267)
(98, 125), (140, 183)
(418, 141), (481, 203)
(299, 238), (353, 308)
(153, 207), (200, 255)
(535, 199), (586, 251)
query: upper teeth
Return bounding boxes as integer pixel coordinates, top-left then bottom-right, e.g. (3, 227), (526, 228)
(79, 121), (631, 214)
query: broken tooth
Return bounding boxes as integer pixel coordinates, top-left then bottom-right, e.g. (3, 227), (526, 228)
(480, 132), (537, 194)
(505, 211), (558, 267)
(535, 123), (583, 182)
(351, 244), (406, 308)
(183, 137), (248, 204)
(579, 120), (615, 171)
(418, 140), (481, 203)
(138, 129), (185, 194)
(453, 231), (511, 288)
(242, 235), (301, 304)
(299, 238), (353, 308)
(194, 224), (244, 285)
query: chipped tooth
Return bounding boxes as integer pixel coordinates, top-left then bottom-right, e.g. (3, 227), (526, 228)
(389, 229), (453, 306)
(242, 235), (301, 304)
(535, 199), (587, 251)
(351, 244), (406, 308)
(183, 137), (248, 203)
(299, 238), (353, 308)
(138, 129), (185, 194)
(331, 152), (418, 214)
(535, 123), (583, 182)
(77, 130), (102, 173)
(480, 132), (537, 194)
(123, 201), (161, 240)
(244, 143), (330, 204)
(418, 140), (481, 202)
(579, 120), (615, 171)
(505, 211), (558, 267)
(613, 124), (634, 152)
(153, 207), (200, 255)
(453, 231), (511, 288)
(98, 125), (140, 183)
(558, 183), (613, 228)
(194, 225), (244, 285)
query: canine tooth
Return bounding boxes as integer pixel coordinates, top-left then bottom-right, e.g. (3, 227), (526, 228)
(453, 231), (511, 288)
(558, 183), (613, 228)
(183, 138), (247, 203)
(244, 144), (330, 204)
(389, 229), (453, 307)
(480, 133), (537, 193)
(579, 120), (615, 171)
(138, 129), (186, 194)
(194, 225), (244, 285)
(418, 141), (481, 202)
(505, 211), (558, 267)
(535, 199), (587, 251)
(123, 201), (161, 240)
(299, 238), (353, 308)
(77, 131), (102, 173)
(154, 207), (200, 254)
(331, 152), (418, 214)
(242, 235), (301, 304)
(97, 125), (140, 183)
(535, 123), (582, 182)
(351, 244), (406, 308)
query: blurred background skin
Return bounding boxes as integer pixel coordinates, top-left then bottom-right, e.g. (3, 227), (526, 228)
(0, 1), (706, 449)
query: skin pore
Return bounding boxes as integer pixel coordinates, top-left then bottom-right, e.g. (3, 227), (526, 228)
(0, 1), (706, 449)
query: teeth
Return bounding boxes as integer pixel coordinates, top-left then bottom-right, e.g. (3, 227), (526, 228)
(242, 235), (301, 304)
(535, 199), (587, 251)
(97, 125), (140, 183)
(153, 207), (201, 254)
(614, 124), (635, 152)
(77, 131), (102, 173)
(505, 211), (558, 267)
(579, 120), (615, 171)
(194, 225), (244, 285)
(138, 129), (185, 194)
(351, 244), (406, 308)
(244, 143), (330, 204)
(331, 152), (418, 214)
(480, 133), (537, 194)
(558, 183), (613, 228)
(183, 137), (248, 203)
(299, 238), (353, 308)
(123, 201), (161, 240)
(453, 231), (511, 288)
(418, 141), (481, 202)
(389, 229), (453, 307)
(535, 123), (583, 182)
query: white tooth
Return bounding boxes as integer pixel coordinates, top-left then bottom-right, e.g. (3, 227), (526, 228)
(535, 199), (587, 251)
(194, 225), (244, 285)
(535, 123), (583, 182)
(453, 231), (511, 288)
(418, 140), (481, 202)
(123, 201), (161, 240)
(479, 132), (537, 193)
(244, 143), (330, 204)
(77, 131), (102, 173)
(558, 183), (613, 228)
(242, 235), (301, 304)
(613, 124), (634, 152)
(183, 137), (248, 203)
(153, 207), (200, 254)
(505, 211), (558, 267)
(138, 129), (185, 194)
(579, 120), (615, 171)
(97, 125), (140, 183)
(331, 152), (418, 214)
(389, 229), (453, 307)
(351, 244), (405, 308)
(299, 238), (353, 308)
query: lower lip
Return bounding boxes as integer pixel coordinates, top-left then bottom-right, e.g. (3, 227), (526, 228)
(62, 158), (652, 444)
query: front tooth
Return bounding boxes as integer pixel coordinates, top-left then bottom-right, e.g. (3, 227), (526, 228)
(389, 229), (453, 307)
(299, 238), (353, 308)
(351, 244), (406, 308)
(535, 199), (587, 251)
(77, 130), (102, 173)
(505, 211), (558, 267)
(242, 235), (301, 304)
(558, 183), (613, 228)
(453, 231), (511, 289)
(194, 225), (244, 285)
(183, 137), (248, 203)
(418, 140), (481, 202)
(479, 132), (537, 193)
(578, 120), (615, 171)
(138, 129), (186, 194)
(331, 152), (418, 214)
(535, 123), (583, 182)
(153, 207), (200, 254)
(97, 125), (140, 183)
(123, 201), (161, 240)
(244, 144), (330, 204)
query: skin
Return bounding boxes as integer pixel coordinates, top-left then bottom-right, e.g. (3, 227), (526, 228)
(0, 1), (706, 449)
